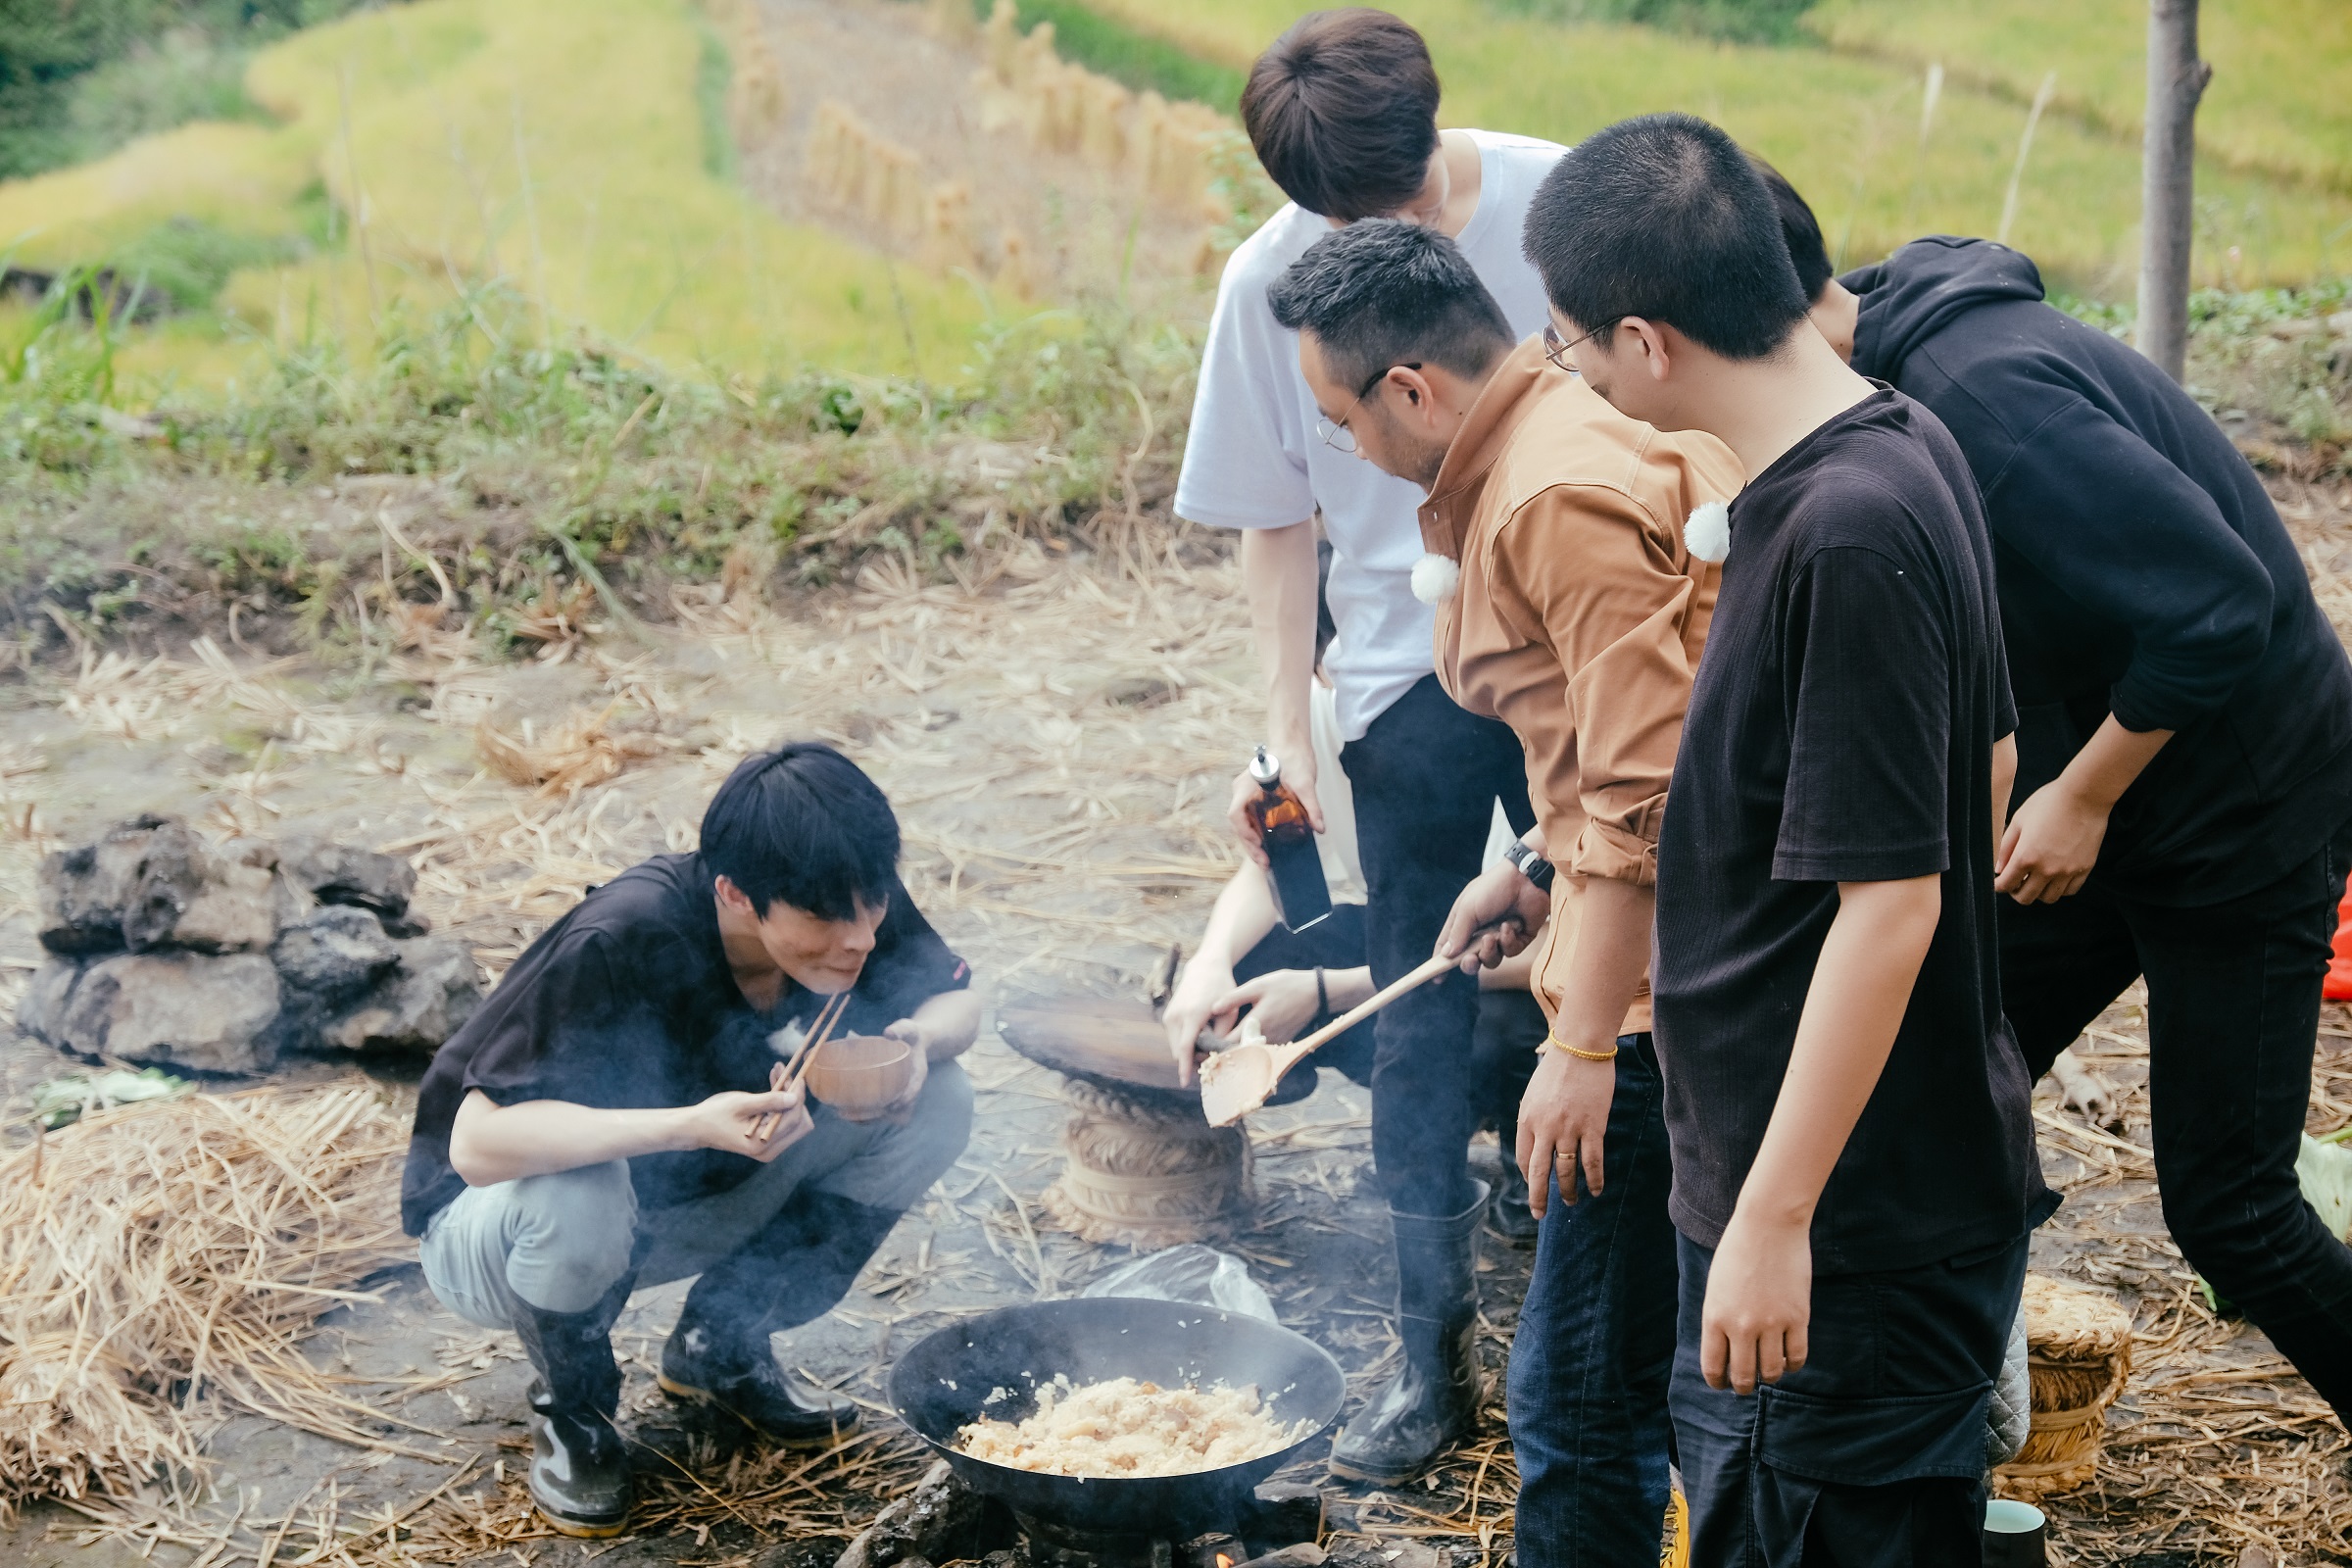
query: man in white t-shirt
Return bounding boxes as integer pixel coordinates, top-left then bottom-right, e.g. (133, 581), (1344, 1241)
(1161, 555), (1545, 1237)
(1172, 7), (1564, 1486)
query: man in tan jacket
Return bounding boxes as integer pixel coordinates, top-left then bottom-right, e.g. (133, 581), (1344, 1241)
(1266, 217), (1738, 1566)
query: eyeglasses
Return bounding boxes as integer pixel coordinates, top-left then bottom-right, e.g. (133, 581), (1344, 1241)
(1542, 319), (1616, 374)
(1316, 361), (1421, 454)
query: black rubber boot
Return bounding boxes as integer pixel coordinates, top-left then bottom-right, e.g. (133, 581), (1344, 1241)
(1328, 1179), (1490, 1486)
(658, 1188), (903, 1445)
(1487, 1146), (1539, 1249)
(509, 1271), (636, 1539)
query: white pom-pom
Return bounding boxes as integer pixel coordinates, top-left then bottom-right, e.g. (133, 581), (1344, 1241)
(1410, 552), (1460, 605)
(1684, 502), (1732, 564)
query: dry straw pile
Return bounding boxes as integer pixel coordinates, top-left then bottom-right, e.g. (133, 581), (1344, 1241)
(0, 1087), (416, 1513)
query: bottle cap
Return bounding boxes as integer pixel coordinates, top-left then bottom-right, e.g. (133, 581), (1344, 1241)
(1249, 746), (1281, 787)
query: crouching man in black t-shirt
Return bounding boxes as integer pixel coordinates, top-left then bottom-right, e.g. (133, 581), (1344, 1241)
(400, 743), (978, 1538)
(1522, 116), (2055, 1562)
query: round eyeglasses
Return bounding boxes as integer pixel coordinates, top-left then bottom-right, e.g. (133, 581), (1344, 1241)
(1542, 318), (1615, 374)
(1316, 361), (1421, 454)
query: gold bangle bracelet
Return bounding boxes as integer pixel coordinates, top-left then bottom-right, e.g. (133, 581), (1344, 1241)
(1544, 1034), (1619, 1062)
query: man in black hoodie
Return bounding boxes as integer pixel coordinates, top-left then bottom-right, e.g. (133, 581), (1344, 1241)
(1761, 167), (2352, 1420)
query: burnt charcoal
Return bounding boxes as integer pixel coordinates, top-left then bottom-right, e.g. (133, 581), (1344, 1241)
(38, 815), (276, 956)
(832, 1460), (1017, 1568)
(1322, 1544), (1439, 1568)
(15, 957), (85, 1046)
(756, 1544), (856, 1568)
(165, 859), (279, 954)
(36, 815), (172, 954)
(52, 952), (282, 1075)
(1182, 1534), (1245, 1568)
(117, 818), (219, 950)
(311, 935), (482, 1055)
(1234, 1548), (1327, 1568)
(272, 906), (401, 1004)
(277, 834), (416, 918)
(1240, 1483), (1325, 1553)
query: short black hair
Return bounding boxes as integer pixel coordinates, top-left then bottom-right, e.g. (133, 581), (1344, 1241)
(1749, 154), (1833, 303)
(701, 742), (899, 920)
(1241, 9), (1441, 222)
(1521, 112), (1810, 362)
(1265, 219), (1515, 394)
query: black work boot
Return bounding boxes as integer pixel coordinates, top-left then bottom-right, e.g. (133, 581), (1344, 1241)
(659, 1188), (903, 1445)
(509, 1271), (637, 1539)
(1328, 1179), (1490, 1486)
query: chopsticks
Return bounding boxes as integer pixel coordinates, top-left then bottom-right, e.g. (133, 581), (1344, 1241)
(754, 988), (851, 1142)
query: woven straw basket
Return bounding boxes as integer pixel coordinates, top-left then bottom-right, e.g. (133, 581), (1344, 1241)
(1994, 1274), (2133, 1498)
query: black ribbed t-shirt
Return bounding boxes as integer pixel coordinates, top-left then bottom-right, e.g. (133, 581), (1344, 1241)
(1652, 389), (2054, 1274)
(400, 852), (967, 1236)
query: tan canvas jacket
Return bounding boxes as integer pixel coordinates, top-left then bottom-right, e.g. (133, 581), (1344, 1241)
(1422, 336), (1742, 1035)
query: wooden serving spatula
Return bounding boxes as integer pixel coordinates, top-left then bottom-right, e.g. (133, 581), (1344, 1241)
(1199, 945), (1472, 1127)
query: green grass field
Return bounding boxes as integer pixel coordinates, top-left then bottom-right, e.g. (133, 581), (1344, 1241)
(1810, 0), (2352, 196)
(1079, 0), (2352, 291)
(1, 0), (995, 397)
(2, 0), (2347, 401)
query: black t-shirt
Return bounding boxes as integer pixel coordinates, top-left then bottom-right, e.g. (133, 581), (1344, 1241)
(400, 852), (969, 1236)
(1651, 389), (2054, 1275)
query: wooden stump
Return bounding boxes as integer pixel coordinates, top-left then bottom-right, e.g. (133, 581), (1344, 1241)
(997, 995), (1258, 1249)
(1040, 1077), (1253, 1249)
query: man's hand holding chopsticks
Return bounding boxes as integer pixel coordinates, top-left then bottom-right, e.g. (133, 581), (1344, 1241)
(690, 1077), (812, 1161)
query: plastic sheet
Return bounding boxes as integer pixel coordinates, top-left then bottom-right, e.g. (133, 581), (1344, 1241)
(1081, 1244), (1277, 1323)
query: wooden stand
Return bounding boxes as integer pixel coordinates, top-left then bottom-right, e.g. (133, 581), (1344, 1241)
(995, 995), (1254, 1250)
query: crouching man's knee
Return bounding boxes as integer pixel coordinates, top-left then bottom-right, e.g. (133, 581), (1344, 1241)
(420, 1159), (640, 1327)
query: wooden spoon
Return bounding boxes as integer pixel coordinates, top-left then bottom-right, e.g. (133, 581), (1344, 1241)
(1200, 944), (1477, 1127)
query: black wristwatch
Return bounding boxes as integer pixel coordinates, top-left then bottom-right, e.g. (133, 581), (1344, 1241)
(1503, 837), (1556, 892)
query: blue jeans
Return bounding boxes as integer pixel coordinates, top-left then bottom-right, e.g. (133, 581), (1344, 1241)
(1506, 1033), (1679, 1568)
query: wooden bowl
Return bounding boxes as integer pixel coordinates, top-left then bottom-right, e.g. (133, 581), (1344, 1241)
(805, 1034), (916, 1115)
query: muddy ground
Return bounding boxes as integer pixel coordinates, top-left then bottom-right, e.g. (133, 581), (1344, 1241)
(1, 471), (2352, 1564)
(0, 519), (1543, 1567)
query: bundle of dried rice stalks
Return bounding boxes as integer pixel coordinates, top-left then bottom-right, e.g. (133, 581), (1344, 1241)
(1996, 1273), (2133, 1499)
(0, 1085), (416, 1514)
(474, 702), (672, 797)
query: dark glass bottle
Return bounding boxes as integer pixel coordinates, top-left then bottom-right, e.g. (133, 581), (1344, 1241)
(1246, 746), (1332, 933)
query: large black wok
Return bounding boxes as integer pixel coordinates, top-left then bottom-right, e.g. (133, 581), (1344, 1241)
(891, 1298), (1346, 1537)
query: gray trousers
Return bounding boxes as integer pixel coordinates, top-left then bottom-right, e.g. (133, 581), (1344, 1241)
(419, 1058), (973, 1326)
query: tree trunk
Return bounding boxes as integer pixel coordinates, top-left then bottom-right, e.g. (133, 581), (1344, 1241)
(2136, 0), (2211, 383)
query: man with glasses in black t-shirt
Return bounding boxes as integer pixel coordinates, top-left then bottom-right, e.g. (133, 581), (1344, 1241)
(400, 744), (978, 1539)
(1521, 115), (2053, 1563)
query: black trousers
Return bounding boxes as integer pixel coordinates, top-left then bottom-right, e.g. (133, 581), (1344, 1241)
(1674, 1234), (2024, 1567)
(1340, 675), (1534, 1216)
(2000, 823), (2352, 1417)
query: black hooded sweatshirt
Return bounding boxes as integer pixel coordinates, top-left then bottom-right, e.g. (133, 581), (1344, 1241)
(1844, 236), (2352, 905)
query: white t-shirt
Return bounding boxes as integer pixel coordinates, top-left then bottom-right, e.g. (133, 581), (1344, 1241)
(1175, 128), (1569, 741)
